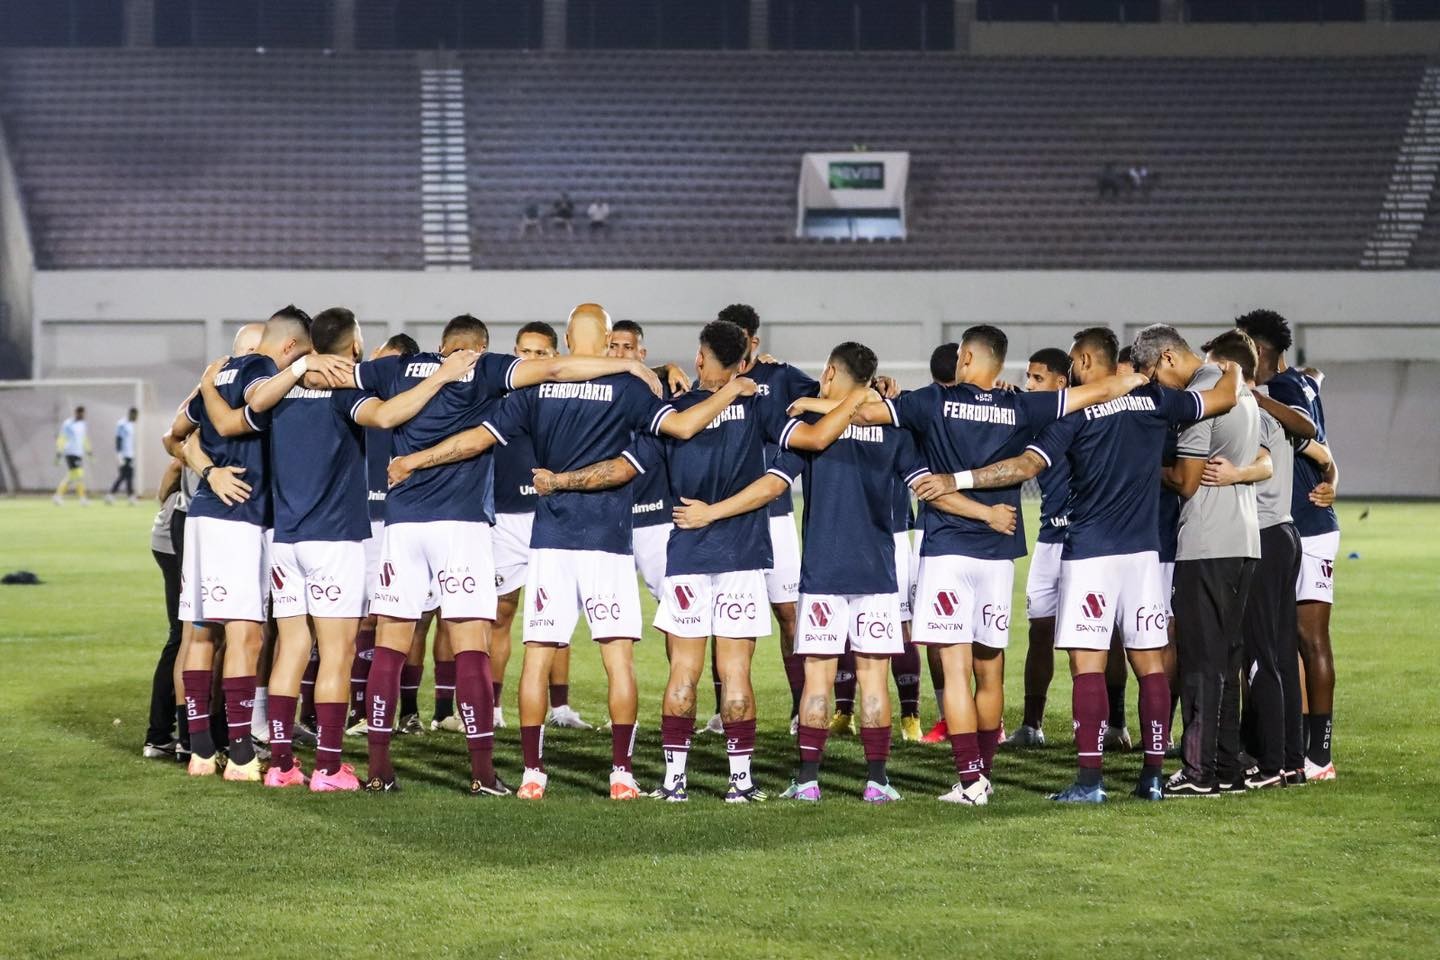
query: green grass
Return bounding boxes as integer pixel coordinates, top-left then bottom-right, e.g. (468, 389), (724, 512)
(1, 497), (1437, 959)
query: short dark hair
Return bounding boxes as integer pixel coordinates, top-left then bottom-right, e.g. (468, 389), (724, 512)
(74, 405), (85, 415)
(717, 303), (759, 337)
(311, 307), (357, 355)
(699, 320), (748, 368)
(441, 314), (490, 347)
(516, 321), (559, 349)
(828, 341), (877, 384)
(1234, 309), (1293, 355)
(127, 407), (138, 417)
(929, 342), (959, 384)
(270, 304), (312, 328)
(1072, 326), (1119, 367)
(1117, 345), (1133, 366)
(1201, 329), (1259, 382)
(1131, 324), (1192, 372)
(961, 324), (1008, 365)
(612, 319), (645, 340)
(383, 333), (420, 355)
(1029, 348), (1072, 377)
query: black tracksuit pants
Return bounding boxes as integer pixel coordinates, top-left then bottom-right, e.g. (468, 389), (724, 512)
(1175, 556), (1257, 785)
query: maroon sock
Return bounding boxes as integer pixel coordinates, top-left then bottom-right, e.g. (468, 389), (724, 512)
(433, 659), (456, 721)
(977, 727), (1001, 779)
(455, 650), (496, 785)
(349, 626), (374, 719)
(365, 647), (405, 783)
(182, 669), (215, 757)
(521, 724), (545, 771)
(315, 702), (346, 775)
(399, 663), (422, 717)
(611, 723), (636, 773)
(892, 642), (922, 716)
(949, 731), (983, 785)
(1138, 672), (1172, 772)
(797, 723), (829, 764)
(222, 675), (257, 763)
(833, 648), (857, 713)
(548, 683), (568, 709)
(1073, 671), (1108, 772)
(267, 694), (298, 771)
(660, 714), (694, 752)
(300, 654), (318, 721)
(491, 679), (503, 701)
(782, 653), (805, 715)
(860, 725), (891, 762)
(710, 646), (723, 714)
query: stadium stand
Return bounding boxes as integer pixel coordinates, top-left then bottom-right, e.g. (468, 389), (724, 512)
(0, 48), (1427, 270)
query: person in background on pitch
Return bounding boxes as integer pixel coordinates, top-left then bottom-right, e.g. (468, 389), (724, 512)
(54, 405), (92, 504)
(107, 407), (139, 504)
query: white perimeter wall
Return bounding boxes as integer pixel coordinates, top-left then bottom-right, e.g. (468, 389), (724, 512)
(29, 267), (1440, 495)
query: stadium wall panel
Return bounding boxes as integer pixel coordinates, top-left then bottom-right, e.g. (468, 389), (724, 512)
(969, 22), (1440, 56)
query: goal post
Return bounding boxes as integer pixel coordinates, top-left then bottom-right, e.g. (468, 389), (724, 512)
(0, 379), (151, 495)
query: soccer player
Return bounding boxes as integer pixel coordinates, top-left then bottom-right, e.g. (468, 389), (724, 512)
(916, 342), (959, 745)
(1234, 309), (1340, 781)
(358, 310), (662, 796)
(53, 406), (91, 504)
(887, 472), (925, 743)
(608, 320), (674, 606)
(932, 327), (1239, 802)
(144, 456), (186, 758)
(1136, 324), (1261, 796)
(871, 325), (1146, 803)
(106, 407), (139, 504)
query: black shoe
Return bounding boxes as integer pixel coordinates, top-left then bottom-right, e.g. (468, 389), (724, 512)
(467, 776), (513, 798)
(142, 740), (178, 759)
(291, 720), (319, 749)
(1283, 768), (1307, 786)
(1244, 770), (1285, 790)
(1162, 770), (1221, 798)
(175, 742), (192, 764)
(1217, 779), (1248, 795)
(365, 775), (401, 793)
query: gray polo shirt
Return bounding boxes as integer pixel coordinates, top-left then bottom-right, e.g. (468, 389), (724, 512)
(1175, 363), (1261, 560)
(1256, 409), (1294, 530)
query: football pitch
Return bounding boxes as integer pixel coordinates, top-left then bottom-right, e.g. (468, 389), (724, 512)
(1, 497), (1437, 959)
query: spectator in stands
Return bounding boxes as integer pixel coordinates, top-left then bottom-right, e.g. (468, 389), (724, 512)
(587, 200), (611, 231)
(1128, 164), (1155, 196)
(550, 192), (575, 234)
(520, 203), (543, 237)
(1098, 163), (1123, 199)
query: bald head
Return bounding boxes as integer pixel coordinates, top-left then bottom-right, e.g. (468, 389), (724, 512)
(566, 302), (611, 357)
(232, 323), (265, 356)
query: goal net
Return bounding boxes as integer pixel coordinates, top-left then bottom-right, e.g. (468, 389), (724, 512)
(0, 379), (150, 495)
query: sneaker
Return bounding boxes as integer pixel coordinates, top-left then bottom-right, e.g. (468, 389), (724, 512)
(609, 770), (642, 800)
(788, 715), (799, 736)
(1104, 725), (1133, 751)
(1000, 724), (1045, 749)
(780, 779), (821, 802)
(345, 717), (367, 738)
(649, 782), (689, 803)
(862, 780), (903, 803)
(1162, 770), (1220, 798)
(431, 714), (463, 733)
(1164, 739), (1181, 760)
(899, 716), (923, 742)
(828, 711), (856, 736)
(1218, 779), (1248, 795)
(938, 777), (991, 806)
(517, 768), (548, 800)
(546, 706), (593, 730)
(1303, 758), (1337, 782)
(223, 756), (262, 782)
(311, 764), (361, 792)
(395, 713), (425, 736)
(701, 713), (725, 735)
(724, 780), (767, 804)
(1283, 768), (1308, 786)
(1132, 772), (1165, 802)
(264, 764), (307, 788)
(175, 743), (192, 765)
(187, 753), (220, 777)
(142, 740), (178, 759)
(364, 774), (400, 793)
(920, 720), (949, 744)
(493, 706), (506, 729)
(1049, 779), (1107, 804)
(249, 737), (271, 763)
(1244, 770), (1285, 791)
(291, 720), (318, 748)
(469, 776), (513, 798)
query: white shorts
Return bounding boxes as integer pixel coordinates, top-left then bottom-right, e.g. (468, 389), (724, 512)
(524, 548), (643, 645)
(893, 532), (914, 622)
(370, 520), (497, 621)
(633, 522), (671, 601)
(908, 530), (923, 616)
(911, 553), (1014, 649)
(493, 511), (534, 597)
(270, 539), (367, 619)
(766, 514), (801, 605)
(654, 570), (769, 640)
(363, 520), (384, 609)
(1025, 540), (1064, 620)
(797, 592), (904, 656)
(1054, 551), (1169, 652)
(1160, 561), (1175, 618)
(178, 516), (270, 623)
(1297, 530), (1339, 604)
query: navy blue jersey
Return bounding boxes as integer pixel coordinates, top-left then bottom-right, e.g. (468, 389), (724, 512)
(1035, 451), (1071, 546)
(491, 375), (674, 554)
(354, 351), (519, 525)
(772, 415), (929, 595)
(1030, 384), (1202, 561)
(888, 382), (1068, 561)
(889, 475), (915, 535)
(746, 361), (819, 518)
(1158, 431), (1180, 563)
(1265, 368), (1339, 538)
(186, 353), (276, 527)
(627, 387), (789, 575)
(365, 427), (390, 524)
(630, 380), (675, 529)
(493, 431), (539, 515)
(266, 386), (371, 543)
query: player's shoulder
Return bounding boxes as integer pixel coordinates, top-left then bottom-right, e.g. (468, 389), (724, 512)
(234, 352), (276, 375)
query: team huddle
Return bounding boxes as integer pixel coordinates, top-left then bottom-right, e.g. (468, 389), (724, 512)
(143, 301), (1341, 804)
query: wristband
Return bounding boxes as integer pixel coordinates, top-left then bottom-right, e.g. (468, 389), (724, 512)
(953, 470), (975, 491)
(289, 356), (308, 378)
(202, 465), (215, 481)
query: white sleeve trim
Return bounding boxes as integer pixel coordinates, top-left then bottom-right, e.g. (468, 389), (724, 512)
(1055, 388), (1068, 420)
(1186, 389), (1204, 421)
(182, 405), (199, 425)
(353, 363), (367, 391)
(503, 356), (523, 391)
(349, 395), (378, 422)
(1024, 443), (1053, 468)
(243, 374), (272, 402)
(481, 421), (507, 446)
(649, 405), (676, 435)
(1285, 404), (1318, 428)
(242, 406), (265, 432)
(883, 397), (899, 426)
(621, 450), (646, 475)
(778, 417), (802, 450)
(903, 466), (931, 486)
(766, 466), (798, 487)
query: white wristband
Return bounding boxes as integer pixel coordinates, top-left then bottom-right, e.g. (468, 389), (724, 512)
(953, 470), (975, 491)
(289, 356), (308, 378)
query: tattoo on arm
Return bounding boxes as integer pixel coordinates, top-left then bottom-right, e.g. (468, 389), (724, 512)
(556, 459), (628, 492)
(972, 450), (1045, 489)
